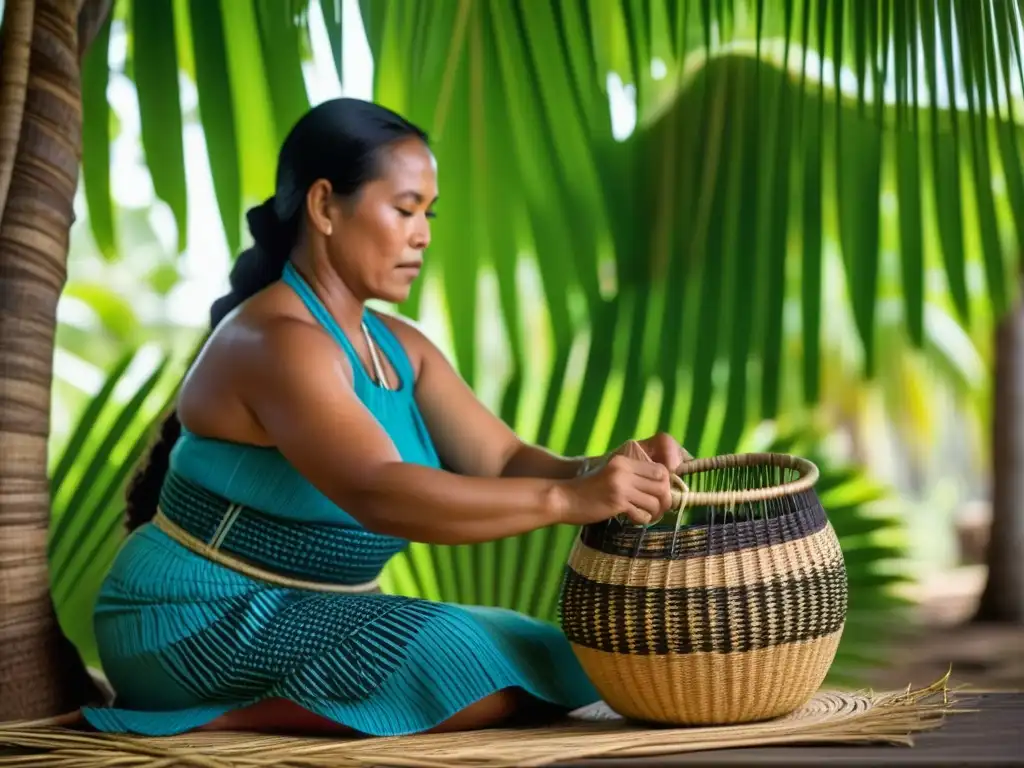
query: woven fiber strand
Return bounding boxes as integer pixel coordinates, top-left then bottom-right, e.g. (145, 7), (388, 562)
(559, 452), (848, 726)
(0, 678), (959, 768)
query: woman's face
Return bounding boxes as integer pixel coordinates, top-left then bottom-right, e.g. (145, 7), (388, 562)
(326, 137), (438, 304)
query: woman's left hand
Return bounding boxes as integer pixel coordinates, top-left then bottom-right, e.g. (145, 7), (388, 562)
(636, 432), (691, 472)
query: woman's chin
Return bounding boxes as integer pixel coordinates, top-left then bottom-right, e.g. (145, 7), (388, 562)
(376, 283), (414, 304)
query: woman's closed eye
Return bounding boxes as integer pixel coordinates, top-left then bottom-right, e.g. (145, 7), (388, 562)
(396, 207), (437, 219)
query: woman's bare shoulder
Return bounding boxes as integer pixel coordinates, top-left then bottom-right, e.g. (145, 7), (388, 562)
(178, 289), (352, 442)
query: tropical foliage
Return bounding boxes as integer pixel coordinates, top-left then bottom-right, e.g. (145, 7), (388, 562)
(48, 349), (182, 669)
(38, 0), (1024, 685)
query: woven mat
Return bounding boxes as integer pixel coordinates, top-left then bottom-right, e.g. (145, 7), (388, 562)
(0, 677), (962, 768)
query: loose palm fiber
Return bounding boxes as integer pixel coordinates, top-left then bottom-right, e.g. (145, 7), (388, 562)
(0, 675), (962, 768)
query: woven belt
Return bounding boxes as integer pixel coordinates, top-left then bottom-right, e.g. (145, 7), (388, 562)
(152, 509), (381, 594)
(150, 470), (390, 593)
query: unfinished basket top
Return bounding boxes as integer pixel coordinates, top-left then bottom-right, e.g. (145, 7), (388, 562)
(668, 452), (819, 509)
(577, 452), (831, 562)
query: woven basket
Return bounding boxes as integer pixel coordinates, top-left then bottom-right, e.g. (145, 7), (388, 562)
(558, 452), (848, 727)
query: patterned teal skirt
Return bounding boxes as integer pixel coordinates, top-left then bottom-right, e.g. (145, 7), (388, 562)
(80, 475), (599, 736)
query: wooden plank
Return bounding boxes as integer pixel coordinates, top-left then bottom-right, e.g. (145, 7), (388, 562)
(564, 693), (1024, 766)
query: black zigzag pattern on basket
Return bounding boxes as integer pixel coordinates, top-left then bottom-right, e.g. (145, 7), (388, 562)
(559, 559), (848, 654)
(160, 471), (408, 583)
(579, 489), (827, 560)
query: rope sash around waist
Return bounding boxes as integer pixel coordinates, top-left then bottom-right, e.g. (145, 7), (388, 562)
(152, 510), (380, 593)
(154, 470), (406, 591)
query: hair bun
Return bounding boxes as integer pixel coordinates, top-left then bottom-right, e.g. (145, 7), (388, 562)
(247, 196), (294, 257)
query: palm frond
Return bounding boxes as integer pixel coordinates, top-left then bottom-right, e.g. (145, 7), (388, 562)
(49, 350), (182, 669)
(64, 0), (1024, 682)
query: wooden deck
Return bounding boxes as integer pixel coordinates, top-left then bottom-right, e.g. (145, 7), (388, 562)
(566, 692), (1024, 766)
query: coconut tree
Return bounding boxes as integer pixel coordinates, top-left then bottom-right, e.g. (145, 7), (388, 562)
(2, 0), (1023, 722)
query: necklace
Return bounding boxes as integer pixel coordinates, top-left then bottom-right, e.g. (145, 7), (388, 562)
(360, 322), (391, 391)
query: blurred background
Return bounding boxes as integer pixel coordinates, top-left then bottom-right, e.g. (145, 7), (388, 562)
(21, 0), (1024, 695)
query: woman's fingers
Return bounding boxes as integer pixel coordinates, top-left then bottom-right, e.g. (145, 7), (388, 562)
(624, 504), (653, 525)
(603, 452), (677, 522)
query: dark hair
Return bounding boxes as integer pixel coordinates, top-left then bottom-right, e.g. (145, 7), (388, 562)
(124, 99), (429, 531)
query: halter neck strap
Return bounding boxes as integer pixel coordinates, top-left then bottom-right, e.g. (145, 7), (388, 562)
(280, 262), (396, 389)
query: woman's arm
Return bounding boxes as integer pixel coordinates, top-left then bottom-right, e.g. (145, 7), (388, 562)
(230, 320), (584, 544)
(500, 444), (585, 479)
(386, 316), (689, 479)
(381, 316), (588, 479)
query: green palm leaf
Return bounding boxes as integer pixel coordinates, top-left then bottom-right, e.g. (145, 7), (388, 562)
(65, 0), (1024, 685)
(130, 0), (188, 252)
(188, 0), (243, 255)
(49, 350), (181, 669)
(80, 12), (116, 261)
(319, 0), (343, 83)
(361, 0), (1016, 685)
(255, 0), (311, 144)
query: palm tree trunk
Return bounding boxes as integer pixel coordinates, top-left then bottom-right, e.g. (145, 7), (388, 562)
(975, 271), (1024, 624)
(0, 0), (111, 721)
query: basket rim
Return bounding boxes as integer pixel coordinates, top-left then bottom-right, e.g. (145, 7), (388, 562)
(668, 452), (819, 508)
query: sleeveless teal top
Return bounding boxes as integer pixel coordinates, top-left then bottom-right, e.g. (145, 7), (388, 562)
(81, 262), (600, 737)
(170, 262), (441, 525)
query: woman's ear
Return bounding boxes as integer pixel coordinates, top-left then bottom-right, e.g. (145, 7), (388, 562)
(305, 179), (335, 237)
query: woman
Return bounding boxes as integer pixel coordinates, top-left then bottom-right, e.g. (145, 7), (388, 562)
(81, 98), (687, 737)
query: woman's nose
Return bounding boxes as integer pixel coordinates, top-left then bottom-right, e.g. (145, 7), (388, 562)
(411, 221), (431, 250)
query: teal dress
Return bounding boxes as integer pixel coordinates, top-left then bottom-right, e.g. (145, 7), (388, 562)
(80, 264), (599, 736)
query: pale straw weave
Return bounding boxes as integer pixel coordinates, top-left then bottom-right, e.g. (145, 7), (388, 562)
(560, 452), (848, 725)
(0, 675), (960, 767)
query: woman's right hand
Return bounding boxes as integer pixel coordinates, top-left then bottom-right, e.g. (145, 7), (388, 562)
(559, 453), (675, 526)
